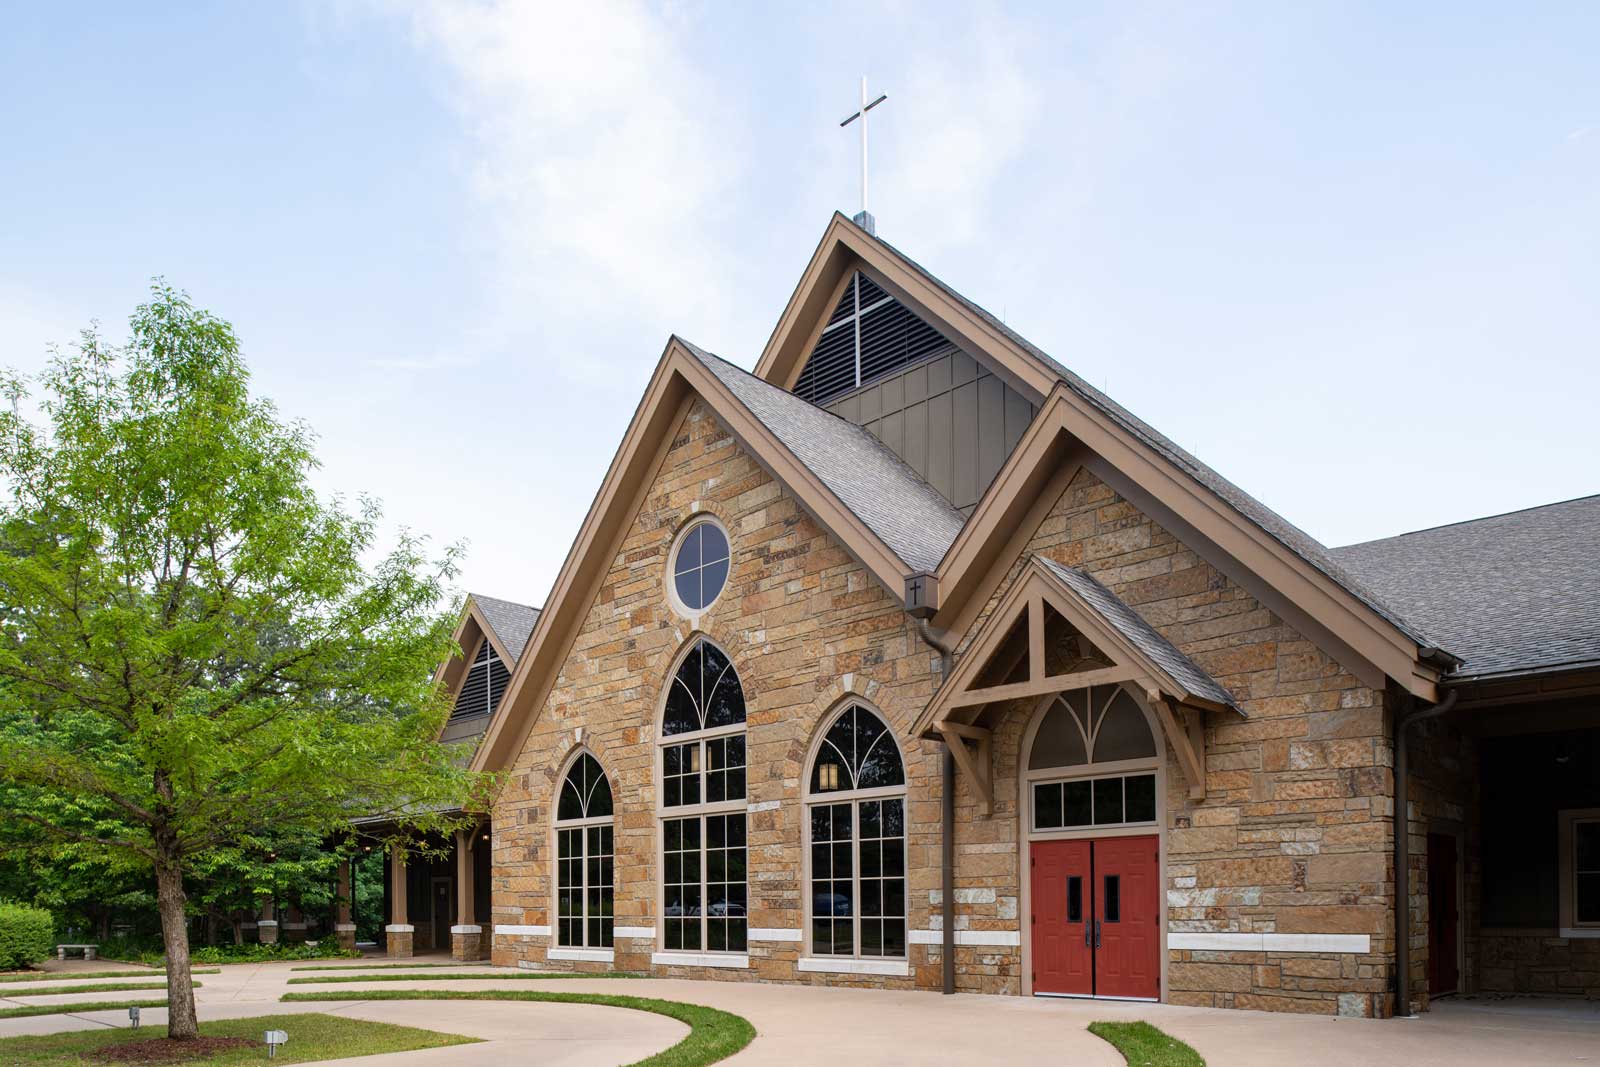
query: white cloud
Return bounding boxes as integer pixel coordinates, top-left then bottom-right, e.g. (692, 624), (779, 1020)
(371, 0), (752, 387)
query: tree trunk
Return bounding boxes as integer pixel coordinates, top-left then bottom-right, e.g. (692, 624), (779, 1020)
(153, 856), (199, 1040)
(230, 910), (245, 946)
(205, 908), (218, 947)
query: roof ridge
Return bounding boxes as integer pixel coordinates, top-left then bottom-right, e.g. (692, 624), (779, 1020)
(1333, 493), (1600, 550)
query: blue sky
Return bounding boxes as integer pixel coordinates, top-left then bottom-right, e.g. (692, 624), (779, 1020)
(3, 2), (1597, 607)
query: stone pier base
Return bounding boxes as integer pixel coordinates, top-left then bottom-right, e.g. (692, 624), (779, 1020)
(282, 922), (308, 944)
(386, 924), (414, 959)
(451, 924), (485, 961)
(334, 922), (358, 952)
(257, 919), (279, 945)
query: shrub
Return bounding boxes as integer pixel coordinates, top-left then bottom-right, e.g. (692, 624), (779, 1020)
(0, 902), (55, 970)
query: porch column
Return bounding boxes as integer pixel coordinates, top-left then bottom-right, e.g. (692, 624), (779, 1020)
(334, 860), (357, 952)
(451, 828), (484, 961)
(257, 897), (278, 944)
(282, 903), (307, 943)
(386, 846), (413, 959)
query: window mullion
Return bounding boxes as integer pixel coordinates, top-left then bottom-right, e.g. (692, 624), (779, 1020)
(852, 800), (862, 961)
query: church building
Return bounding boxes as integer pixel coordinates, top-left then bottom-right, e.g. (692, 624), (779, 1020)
(398, 213), (1600, 1018)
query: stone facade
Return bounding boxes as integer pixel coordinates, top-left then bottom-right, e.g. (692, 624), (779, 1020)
(489, 402), (1399, 1013)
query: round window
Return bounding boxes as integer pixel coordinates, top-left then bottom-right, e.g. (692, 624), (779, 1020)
(670, 519), (730, 614)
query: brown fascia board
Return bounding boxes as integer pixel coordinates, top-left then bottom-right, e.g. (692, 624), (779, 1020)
(432, 607), (488, 695)
(471, 339), (916, 774)
(931, 385), (1441, 701)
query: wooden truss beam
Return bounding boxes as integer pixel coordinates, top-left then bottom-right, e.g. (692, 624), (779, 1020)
(939, 722), (994, 816)
(1149, 688), (1207, 800)
(944, 664), (1137, 709)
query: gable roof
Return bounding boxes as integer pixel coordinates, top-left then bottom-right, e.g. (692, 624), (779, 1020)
(754, 213), (1456, 700)
(684, 341), (965, 573)
(1034, 557), (1239, 712)
(1332, 495), (1600, 680)
(471, 593), (540, 665)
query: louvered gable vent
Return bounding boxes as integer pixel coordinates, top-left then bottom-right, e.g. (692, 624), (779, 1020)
(793, 272), (955, 404)
(453, 637), (511, 720)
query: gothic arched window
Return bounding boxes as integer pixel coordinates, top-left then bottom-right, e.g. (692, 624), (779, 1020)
(555, 752), (613, 948)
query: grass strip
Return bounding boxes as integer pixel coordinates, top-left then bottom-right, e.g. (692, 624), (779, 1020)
(283, 988), (756, 1067)
(286, 970), (639, 984)
(0, 969), (219, 983)
(0, 1010), (476, 1065)
(290, 962), (471, 971)
(3, 981), (198, 998)
(0, 998), (169, 1021)
(1088, 1021), (1206, 1067)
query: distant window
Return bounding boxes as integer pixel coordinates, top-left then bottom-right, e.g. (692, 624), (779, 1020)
(669, 519), (730, 615)
(453, 636), (509, 720)
(1560, 809), (1600, 932)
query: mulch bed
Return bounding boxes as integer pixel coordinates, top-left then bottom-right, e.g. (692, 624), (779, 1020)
(86, 1036), (257, 1063)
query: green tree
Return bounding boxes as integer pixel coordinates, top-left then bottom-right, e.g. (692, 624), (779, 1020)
(0, 285), (482, 1037)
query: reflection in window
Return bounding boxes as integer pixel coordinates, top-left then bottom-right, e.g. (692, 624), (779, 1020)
(1033, 774), (1157, 831)
(807, 705), (907, 959)
(555, 754), (613, 948)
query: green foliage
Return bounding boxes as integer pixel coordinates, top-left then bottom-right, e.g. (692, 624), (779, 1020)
(282, 989), (757, 1067)
(0, 1011), (477, 1063)
(0, 998), (168, 1021)
(1088, 1021), (1207, 1067)
(3, 980), (190, 997)
(0, 283), (487, 1037)
(102, 936), (360, 967)
(0, 901), (54, 969)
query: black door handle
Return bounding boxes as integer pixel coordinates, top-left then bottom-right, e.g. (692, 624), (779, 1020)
(1094, 919), (1102, 949)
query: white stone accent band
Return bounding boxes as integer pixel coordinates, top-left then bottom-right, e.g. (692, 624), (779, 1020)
(909, 929), (1021, 947)
(334, 923), (357, 932)
(798, 956), (910, 976)
(748, 927), (804, 942)
(494, 924), (551, 937)
(256, 920), (278, 928)
(450, 925), (483, 934)
(1168, 932), (1371, 953)
(549, 947), (615, 963)
(613, 926), (656, 940)
(384, 924), (415, 933)
(746, 800), (782, 813)
(652, 951), (750, 969)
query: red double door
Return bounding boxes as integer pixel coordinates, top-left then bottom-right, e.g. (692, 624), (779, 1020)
(1031, 836), (1160, 999)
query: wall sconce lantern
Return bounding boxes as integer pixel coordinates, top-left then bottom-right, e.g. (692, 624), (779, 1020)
(819, 763), (841, 791)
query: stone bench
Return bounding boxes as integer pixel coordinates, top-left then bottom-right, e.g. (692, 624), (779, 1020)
(57, 944), (98, 961)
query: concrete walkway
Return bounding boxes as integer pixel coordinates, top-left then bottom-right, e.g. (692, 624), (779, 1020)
(5, 958), (1600, 1065)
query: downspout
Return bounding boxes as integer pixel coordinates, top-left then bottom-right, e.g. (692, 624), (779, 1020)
(1392, 686), (1458, 1018)
(914, 616), (957, 996)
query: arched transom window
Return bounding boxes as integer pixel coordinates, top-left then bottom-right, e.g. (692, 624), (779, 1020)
(807, 704), (907, 960)
(658, 640), (747, 953)
(555, 752), (613, 948)
(1028, 685), (1159, 832)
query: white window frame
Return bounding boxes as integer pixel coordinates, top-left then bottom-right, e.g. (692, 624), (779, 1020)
(802, 703), (910, 963)
(655, 640), (748, 957)
(665, 516), (732, 621)
(1558, 808), (1600, 938)
(551, 751), (614, 954)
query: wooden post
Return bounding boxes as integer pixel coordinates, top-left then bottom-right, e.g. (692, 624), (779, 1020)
(334, 860), (356, 951)
(452, 828), (483, 960)
(387, 846), (412, 958)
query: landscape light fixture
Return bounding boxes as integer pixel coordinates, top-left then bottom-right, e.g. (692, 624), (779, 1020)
(264, 1029), (288, 1058)
(127, 1005), (140, 1028)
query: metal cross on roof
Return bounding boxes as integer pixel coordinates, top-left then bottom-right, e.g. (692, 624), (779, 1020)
(840, 76), (888, 235)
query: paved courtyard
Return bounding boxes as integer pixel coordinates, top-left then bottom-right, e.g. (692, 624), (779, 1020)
(5, 958), (1600, 1064)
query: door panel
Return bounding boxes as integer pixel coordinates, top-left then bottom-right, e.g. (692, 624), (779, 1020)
(1089, 835), (1161, 1000)
(1427, 833), (1459, 996)
(1031, 839), (1093, 995)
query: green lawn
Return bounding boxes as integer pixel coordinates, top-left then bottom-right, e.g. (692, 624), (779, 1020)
(3, 980), (197, 997)
(0, 998), (168, 1021)
(1089, 1021), (1206, 1067)
(290, 962), (469, 971)
(0, 1011), (475, 1065)
(283, 988), (756, 1067)
(286, 970), (640, 984)
(0, 969), (219, 983)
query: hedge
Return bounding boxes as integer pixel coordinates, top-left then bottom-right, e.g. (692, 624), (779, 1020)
(0, 902), (54, 970)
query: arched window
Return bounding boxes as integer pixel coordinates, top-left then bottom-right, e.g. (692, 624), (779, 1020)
(1028, 685), (1159, 832)
(555, 752), (613, 948)
(658, 640), (747, 953)
(806, 704), (907, 960)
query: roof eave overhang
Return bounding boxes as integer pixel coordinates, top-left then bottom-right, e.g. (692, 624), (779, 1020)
(471, 338), (920, 774)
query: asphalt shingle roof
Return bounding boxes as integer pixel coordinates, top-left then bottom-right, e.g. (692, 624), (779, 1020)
(860, 222), (1444, 655)
(1330, 496), (1600, 679)
(1036, 556), (1240, 711)
(472, 593), (541, 664)
(681, 338), (967, 573)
